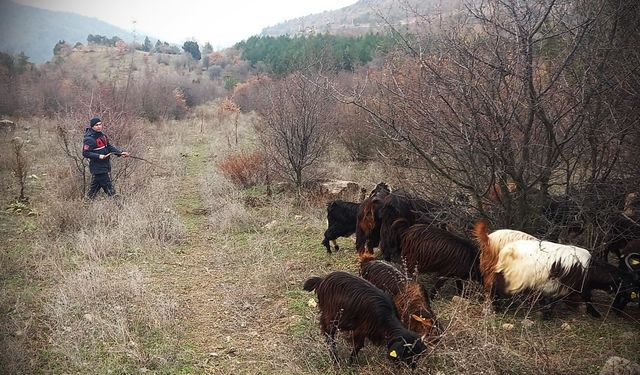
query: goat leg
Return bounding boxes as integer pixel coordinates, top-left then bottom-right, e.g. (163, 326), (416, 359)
(540, 297), (556, 320)
(581, 289), (602, 318)
(348, 335), (365, 365)
(324, 327), (339, 364)
(322, 232), (332, 254)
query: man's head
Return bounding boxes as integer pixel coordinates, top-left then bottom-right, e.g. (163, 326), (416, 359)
(89, 117), (103, 131)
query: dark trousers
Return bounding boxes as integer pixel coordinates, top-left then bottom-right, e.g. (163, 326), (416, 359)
(88, 173), (115, 199)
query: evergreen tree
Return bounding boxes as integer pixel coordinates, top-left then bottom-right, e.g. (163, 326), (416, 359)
(202, 42), (213, 55)
(182, 41), (201, 60)
(143, 36), (152, 52)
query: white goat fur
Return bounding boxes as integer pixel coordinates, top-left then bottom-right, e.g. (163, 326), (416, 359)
(496, 240), (592, 297)
(488, 229), (538, 254)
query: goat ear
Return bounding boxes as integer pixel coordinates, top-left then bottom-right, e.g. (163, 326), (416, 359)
(411, 314), (425, 323)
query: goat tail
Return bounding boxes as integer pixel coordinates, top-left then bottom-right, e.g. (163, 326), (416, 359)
(303, 276), (324, 292)
(473, 219), (497, 301)
(473, 219), (490, 252)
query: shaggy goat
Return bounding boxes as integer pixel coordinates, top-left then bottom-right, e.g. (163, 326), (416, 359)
(474, 220), (539, 301)
(355, 182), (391, 254)
(303, 271), (426, 366)
(474, 221), (623, 318)
(395, 219), (481, 297)
(602, 212), (640, 260)
(378, 189), (443, 261)
(611, 249), (640, 313)
(358, 252), (442, 343)
(322, 200), (359, 253)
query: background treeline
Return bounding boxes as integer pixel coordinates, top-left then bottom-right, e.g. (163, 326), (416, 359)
(236, 33), (393, 74)
(227, 0), (640, 256)
(86, 34), (124, 47)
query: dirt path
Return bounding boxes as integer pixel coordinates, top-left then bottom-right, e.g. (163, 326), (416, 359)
(145, 132), (304, 373)
(148, 137), (226, 348)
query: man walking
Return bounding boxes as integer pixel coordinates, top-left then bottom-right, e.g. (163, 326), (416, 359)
(82, 116), (129, 198)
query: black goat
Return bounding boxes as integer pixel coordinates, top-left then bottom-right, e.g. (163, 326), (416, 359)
(303, 271), (426, 366)
(378, 189), (444, 261)
(322, 200), (359, 253)
(612, 251), (640, 313)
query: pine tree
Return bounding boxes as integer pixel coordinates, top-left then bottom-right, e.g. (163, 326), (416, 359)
(182, 41), (201, 60)
(143, 36), (152, 52)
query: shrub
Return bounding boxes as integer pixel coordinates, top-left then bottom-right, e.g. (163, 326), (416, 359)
(217, 151), (264, 188)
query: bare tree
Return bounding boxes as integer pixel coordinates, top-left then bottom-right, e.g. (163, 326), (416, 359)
(256, 72), (335, 194)
(217, 97), (241, 145)
(331, 0), (638, 235)
(7, 137), (31, 202)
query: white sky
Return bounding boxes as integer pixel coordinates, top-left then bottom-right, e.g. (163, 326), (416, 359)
(15, 0), (359, 48)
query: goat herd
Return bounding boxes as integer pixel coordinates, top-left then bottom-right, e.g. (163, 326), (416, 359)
(303, 183), (640, 367)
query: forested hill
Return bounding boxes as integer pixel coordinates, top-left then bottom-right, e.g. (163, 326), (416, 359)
(260, 0), (459, 37)
(0, 1), (136, 63)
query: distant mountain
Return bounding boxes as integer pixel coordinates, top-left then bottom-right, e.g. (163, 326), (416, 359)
(260, 0), (460, 37)
(0, 1), (138, 63)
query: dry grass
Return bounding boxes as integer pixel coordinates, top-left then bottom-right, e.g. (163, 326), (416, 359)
(45, 263), (180, 373)
(1, 112), (639, 375)
(1, 116), (189, 374)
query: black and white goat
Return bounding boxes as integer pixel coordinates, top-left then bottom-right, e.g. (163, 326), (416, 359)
(474, 220), (623, 318)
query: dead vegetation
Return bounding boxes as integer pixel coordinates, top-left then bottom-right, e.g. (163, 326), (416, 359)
(1, 1), (639, 370)
(0, 111), (637, 375)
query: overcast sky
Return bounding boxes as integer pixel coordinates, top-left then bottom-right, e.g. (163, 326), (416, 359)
(15, 0), (359, 48)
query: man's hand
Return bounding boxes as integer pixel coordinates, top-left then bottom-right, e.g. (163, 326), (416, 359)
(99, 153), (112, 160)
(121, 151), (130, 158)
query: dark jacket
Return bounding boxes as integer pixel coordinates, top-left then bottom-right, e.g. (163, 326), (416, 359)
(82, 128), (121, 174)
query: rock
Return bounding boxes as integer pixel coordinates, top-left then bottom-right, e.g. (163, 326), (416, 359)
(83, 313), (93, 321)
(317, 179), (360, 202)
(599, 356), (640, 375)
(0, 119), (16, 135)
(561, 323), (572, 331)
(502, 323), (514, 331)
(307, 298), (317, 308)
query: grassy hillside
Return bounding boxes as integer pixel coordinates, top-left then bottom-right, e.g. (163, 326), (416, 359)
(260, 0), (461, 37)
(0, 1), (137, 63)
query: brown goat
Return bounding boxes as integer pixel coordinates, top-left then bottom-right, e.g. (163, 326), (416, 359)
(395, 219), (481, 297)
(359, 253), (442, 344)
(355, 183), (390, 254)
(303, 271), (426, 366)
